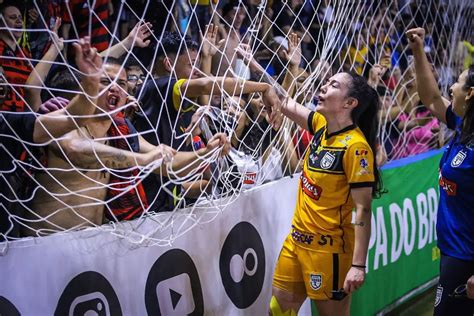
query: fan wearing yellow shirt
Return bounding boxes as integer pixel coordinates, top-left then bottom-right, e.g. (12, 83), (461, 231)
(269, 72), (384, 316)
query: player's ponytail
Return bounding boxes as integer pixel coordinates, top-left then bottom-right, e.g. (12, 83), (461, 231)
(345, 72), (385, 198)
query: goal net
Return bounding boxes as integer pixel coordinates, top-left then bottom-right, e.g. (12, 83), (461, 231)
(0, 0), (472, 248)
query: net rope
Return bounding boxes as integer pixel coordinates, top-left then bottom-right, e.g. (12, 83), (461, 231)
(0, 0), (472, 250)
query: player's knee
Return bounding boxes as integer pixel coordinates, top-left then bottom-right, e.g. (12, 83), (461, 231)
(269, 295), (297, 316)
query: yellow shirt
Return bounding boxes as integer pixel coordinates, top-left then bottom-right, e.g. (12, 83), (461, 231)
(463, 41), (474, 70)
(189, 0), (211, 5)
(292, 111), (375, 253)
(348, 45), (368, 75)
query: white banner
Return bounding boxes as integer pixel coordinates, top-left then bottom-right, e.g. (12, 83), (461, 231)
(0, 176), (312, 315)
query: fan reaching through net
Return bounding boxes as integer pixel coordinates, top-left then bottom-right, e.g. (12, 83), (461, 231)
(0, 0), (472, 248)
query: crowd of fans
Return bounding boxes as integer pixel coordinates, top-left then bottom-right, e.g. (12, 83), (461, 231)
(0, 0), (472, 239)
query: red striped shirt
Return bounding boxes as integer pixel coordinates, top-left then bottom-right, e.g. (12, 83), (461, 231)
(62, 0), (110, 52)
(0, 39), (33, 112)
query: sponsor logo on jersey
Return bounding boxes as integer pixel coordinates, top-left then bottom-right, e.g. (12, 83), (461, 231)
(310, 274), (322, 291)
(291, 226), (315, 245)
(300, 172), (323, 200)
(356, 158), (371, 175)
(451, 150), (466, 167)
(355, 148), (368, 156)
(339, 135), (352, 147)
(359, 158), (369, 169)
(320, 152), (336, 169)
(439, 174), (457, 196)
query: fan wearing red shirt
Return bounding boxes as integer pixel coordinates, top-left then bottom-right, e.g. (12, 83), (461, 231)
(0, 3), (33, 112)
(61, 0), (110, 53)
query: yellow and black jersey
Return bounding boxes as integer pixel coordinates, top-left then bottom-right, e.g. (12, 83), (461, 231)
(291, 111), (375, 254)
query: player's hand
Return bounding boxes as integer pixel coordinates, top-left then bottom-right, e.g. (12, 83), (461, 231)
(27, 8), (39, 25)
(51, 17), (64, 52)
(126, 21), (153, 48)
(467, 275), (474, 299)
(204, 133), (230, 157)
(343, 266), (366, 294)
(262, 86), (282, 129)
(185, 106), (208, 136)
(406, 28), (425, 50)
(73, 36), (103, 83)
(368, 64), (386, 87)
(283, 32), (302, 68)
(201, 24), (224, 58)
(38, 97), (70, 114)
(143, 144), (177, 166)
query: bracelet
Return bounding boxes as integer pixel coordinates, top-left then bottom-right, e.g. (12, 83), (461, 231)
(351, 264), (366, 269)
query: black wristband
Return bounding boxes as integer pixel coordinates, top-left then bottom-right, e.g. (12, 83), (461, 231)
(351, 264), (366, 269)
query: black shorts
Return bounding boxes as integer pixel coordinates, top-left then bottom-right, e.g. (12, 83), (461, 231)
(434, 254), (474, 316)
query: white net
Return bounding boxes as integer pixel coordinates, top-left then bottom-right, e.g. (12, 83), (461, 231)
(0, 0), (472, 248)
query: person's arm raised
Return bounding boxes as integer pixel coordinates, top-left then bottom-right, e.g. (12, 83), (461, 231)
(33, 37), (102, 143)
(25, 18), (64, 111)
(180, 76), (271, 98)
(406, 28), (449, 124)
(281, 33), (302, 95)
(278, 96), (312, 131)
(100, 22), (152, 58)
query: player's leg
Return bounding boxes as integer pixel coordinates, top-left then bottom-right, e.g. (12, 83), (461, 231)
(270, 286), (306, 316)
(270, 235), (307, 315)
(434, 254), (474, 316)
(303, 252), (353, 316)
(313, 296), (351, 316)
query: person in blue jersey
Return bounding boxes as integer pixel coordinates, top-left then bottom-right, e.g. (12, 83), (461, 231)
(407, 27), (474, 315)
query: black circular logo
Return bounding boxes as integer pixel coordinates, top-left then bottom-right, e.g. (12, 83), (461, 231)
(219, 221), (265, 308)
(55, 271), (122, 316)
(145, 249), (204, 316)
(0, 296), (20, 316)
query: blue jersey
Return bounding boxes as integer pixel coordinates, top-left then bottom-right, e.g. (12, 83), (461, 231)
(437, 106), (474, 260)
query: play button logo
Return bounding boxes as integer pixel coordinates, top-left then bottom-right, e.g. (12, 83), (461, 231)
(155, 273), (195, 315)
(145, 249), (204, 316)
(169, 289), (182, 309)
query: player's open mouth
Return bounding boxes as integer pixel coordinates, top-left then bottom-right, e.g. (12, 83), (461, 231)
(107, 95), (119, 110)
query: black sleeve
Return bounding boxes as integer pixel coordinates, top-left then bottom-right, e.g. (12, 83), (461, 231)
(349, 182), (375, 189)
(1, 112), (36, 142)
(307, 111), (315, 135)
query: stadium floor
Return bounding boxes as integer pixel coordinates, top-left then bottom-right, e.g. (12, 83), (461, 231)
(387, 287), (435, 316)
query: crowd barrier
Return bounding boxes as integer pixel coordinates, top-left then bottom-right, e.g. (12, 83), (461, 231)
(0, 149), (442, 315)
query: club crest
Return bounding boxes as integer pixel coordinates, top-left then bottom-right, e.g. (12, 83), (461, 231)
(451, 150), (466, 168)
(310, 274), (322, 291)
(320, 152), (335, 169)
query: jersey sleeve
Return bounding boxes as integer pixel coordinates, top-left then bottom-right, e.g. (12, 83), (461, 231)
(1, 113), (36, 142)
(307, 111), (327, 135)
(171, 79), (187, 111)
(343, 141), (375, 188)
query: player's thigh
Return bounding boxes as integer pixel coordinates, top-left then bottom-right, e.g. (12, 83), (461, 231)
(434, 254), (474, 316)
(313, 295), (351, 316)
(299, 251), (352, 301)
(271, 236), (307, 314)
